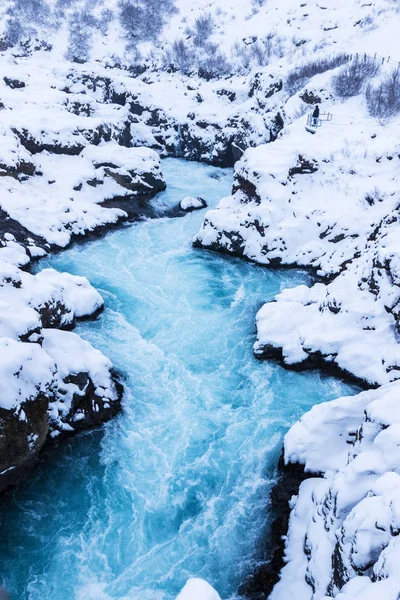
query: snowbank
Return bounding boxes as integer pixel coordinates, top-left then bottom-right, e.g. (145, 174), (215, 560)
(271, 382), (400, 600)
(196, 96), (400, 386)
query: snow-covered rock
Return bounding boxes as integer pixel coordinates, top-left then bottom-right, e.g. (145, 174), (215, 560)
(81, 142), (166, 194)
(270, 381), (400, 600)
(176, 578), (221, 600)
(0, 338), (56, 492)
(0, 237), (122, 492)
(180, 196), (207, 212)
(43, 329), (122, 436)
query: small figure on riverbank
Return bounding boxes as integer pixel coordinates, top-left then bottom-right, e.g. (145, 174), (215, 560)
(312, 104), (320, 125)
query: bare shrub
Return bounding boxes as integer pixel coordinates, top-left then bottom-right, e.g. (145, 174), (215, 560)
(193, 13), (214, 46)
(168, 38), (195, 74)
(65, 9), (95, 63)
(118, 0), (176, 47)
(366, 68), (400, 119)
(198, 43), (231, 79)
(286, 54), (349, 93)
(333, 55), (379, 98)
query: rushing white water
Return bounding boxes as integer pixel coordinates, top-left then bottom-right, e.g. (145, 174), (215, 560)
(0, 160), (358, 600)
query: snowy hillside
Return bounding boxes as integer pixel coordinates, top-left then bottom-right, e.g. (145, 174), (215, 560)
(0, 0), (400, 599)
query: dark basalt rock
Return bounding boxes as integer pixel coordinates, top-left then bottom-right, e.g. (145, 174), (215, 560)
(239, 454), (317, 600)
(232, 175), (261, 203)
(216, 89), (236, 102)
(51, 370), (123, 436)
(0, 208), (48, 254)
(0, 394), (50, 494)
(103, 167), (167, 194)
(3, 77), (26, 89)
(37, 299), (74, 330)
(14, 128), (84, 156)
(288, 155), (318, 178)
(254, 342), (371, 389)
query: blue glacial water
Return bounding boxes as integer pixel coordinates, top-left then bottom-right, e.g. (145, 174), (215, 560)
(0, 159), (358, 600)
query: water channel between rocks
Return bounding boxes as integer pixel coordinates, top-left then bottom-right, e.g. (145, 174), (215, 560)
(0, 159), (359, 600)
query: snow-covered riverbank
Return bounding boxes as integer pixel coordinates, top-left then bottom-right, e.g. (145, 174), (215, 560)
(0, 144), (165, 492)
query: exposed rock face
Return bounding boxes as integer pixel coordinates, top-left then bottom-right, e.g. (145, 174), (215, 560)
(0, 395), (50, 492)
(239, 456), (314, 600)
(82, 143), (166, 194)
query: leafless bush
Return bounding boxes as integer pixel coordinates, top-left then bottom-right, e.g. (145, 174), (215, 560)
(193, 13), (214, 46)
(166, 38), (195, 74)
(198, 43), (231, 79)
(286, 53), (349, 93)
(333, 55), (379, 98)
(365, 68), (400, 119)
(232, 34), (280, 72)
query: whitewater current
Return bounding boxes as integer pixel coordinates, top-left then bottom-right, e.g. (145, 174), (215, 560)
(0, 160), (358, 600)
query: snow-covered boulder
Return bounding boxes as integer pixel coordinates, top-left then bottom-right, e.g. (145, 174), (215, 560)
(0, 338), (56, 493)
(42, 329), (122, 436)
(0, 130), (36, 180)
(176, 578), (221, 600)
(180, 196), (207, 212)
(81, 142), (166, 194)
(270, 381), (400, 600)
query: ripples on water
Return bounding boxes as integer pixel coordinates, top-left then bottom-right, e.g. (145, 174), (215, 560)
(0, 160), (358, 600)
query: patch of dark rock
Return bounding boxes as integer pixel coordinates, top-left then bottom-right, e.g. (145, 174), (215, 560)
(0, 208), (48, 255)
(64, 100), (94, 117)
(0, 159), (36, 179)
(232, 175), (261, 203)
(52, 370), (123, 437)
(329, 233), (346, 243)
(238, 455), (320, 600)
(288, 155), (318, 178)
(216, 89), (236, 102)
(13, 128), (84, 156)
(87, 177), (104, 188)
(254, 343), (372, 389)
(3, 77), (25, 89)
(0, 394), (50, 494)
(299, 90), (322, 104)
